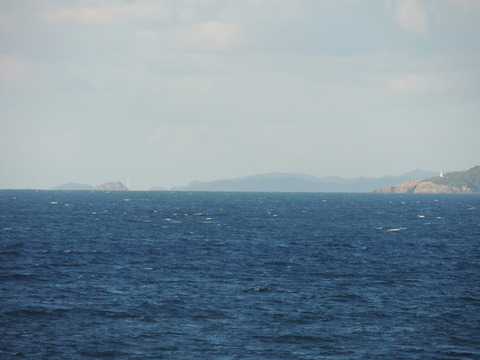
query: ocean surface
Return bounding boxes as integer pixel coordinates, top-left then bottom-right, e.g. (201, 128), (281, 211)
(1, 190), (479, 359)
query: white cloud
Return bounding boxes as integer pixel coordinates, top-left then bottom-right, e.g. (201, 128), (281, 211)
(389, 73), (453, 94)
(394, 0), (429, 34)
(185, 22), (242, 51)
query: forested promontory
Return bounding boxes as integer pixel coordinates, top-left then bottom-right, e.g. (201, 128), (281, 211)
(374, 166), (480, 194)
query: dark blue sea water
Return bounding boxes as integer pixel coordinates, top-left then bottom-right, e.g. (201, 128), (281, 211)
(1, 190), (479, 359)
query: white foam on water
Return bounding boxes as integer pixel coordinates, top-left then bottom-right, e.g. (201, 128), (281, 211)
(387, 227), (407, 232)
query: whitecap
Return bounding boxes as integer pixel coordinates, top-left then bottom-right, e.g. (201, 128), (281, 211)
(387, 227), (407, 232)
(417, 215), (425, 218)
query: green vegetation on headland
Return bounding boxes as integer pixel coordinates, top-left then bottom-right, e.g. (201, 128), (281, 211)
(374, 166), (480, 194)
(427, 166), (480, 193)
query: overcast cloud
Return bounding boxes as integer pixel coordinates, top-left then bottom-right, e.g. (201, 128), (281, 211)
(1, 0), (479, 189)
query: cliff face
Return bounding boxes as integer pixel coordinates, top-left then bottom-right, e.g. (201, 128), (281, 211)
(92, 182), (129, 191)
(374, 180), (472, 194)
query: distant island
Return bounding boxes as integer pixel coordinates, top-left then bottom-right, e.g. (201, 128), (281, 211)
(53, 182), (129, 191)
(374, 166), (480, 194)
(92, 182), (129, 191)
(170, 170), (438, 193)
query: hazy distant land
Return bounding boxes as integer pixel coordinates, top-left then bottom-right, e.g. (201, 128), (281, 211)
(53, 182), (129, 191)
(50, 167), (480, 193)
(168, 170), (437, 193)
(52, 183), (93, 191)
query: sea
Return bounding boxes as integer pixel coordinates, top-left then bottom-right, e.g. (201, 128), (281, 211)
(1, 190), (479, 359)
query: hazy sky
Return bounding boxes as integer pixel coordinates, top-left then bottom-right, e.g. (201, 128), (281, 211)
(1, 0), (479, 189)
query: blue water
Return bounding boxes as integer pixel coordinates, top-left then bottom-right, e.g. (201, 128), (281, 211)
(1, 191), (479, 359)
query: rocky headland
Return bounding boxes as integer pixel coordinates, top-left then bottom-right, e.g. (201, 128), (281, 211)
(374, 180), (472, 194)
(92, 182), (129, 191)
(374, 166), (479, 194)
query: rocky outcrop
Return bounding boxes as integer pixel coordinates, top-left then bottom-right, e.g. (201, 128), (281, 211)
(92, 182), (129, 191)
(374, 180), (472, 194)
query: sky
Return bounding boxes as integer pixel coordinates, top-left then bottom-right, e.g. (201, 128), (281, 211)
(1, 0), (479, 190)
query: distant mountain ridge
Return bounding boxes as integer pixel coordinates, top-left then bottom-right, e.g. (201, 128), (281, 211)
(374, 166), (480, 194)
(172, 170), (438, 193)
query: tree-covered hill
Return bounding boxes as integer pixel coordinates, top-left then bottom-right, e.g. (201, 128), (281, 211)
(427, 166), (480, 192)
